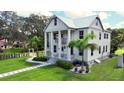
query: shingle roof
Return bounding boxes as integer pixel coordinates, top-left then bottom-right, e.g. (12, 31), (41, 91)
(56, 15), (98, 28)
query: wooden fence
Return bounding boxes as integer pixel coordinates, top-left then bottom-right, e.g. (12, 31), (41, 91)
(0, 53), (29, 60)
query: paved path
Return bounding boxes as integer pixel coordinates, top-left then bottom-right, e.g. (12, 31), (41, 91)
(0, 59), (53, 78)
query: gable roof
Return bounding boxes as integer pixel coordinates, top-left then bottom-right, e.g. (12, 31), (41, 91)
(57, 15), (98, 29)
(44, 15), (105, 31)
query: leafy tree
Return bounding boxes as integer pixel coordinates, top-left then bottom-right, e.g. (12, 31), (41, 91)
(109, 28), (124, 53)
(69, 33), (98, 73)
(30, 36), (41, 57)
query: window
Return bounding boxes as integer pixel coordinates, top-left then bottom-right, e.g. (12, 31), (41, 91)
(91, 31), (94, 39)
(53, 33), (57, 40)
(104, 33), (106, 39)
(54, 17), (57, 26)
(106, 34), (108, 39)
(47, 33), (49, 48)
(99, 46), (101, 54)
(91, 48), (94, 56)
(103, 46), (105, 53)
(79, 49), (83, 56)
(99, 32), (101, 40)
(61, 46), (64, 51)
(106, 45), (107, 52)
(71, 47), (73, 55)
(79, 31), (83, 39)
(96, 20), (98, 26)
(54, 45), (56, 53)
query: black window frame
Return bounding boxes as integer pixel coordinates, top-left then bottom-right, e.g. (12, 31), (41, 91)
(99, 46), (101, 54)
(99, 32), (101, 40)
(106, 45), (107, 52)
(79, 31), (84, 39)
(54, 45), (57, 53)
(103, 46), (105, 53)
(91, 48), (94, 56)
(96, 20), (98, 26)
(71, 47), (74, 55)
(79, 49), (83, 56)
(54, 17), (57, 26)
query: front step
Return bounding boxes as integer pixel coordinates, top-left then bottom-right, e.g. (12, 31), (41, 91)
(47, 58), (58, 64)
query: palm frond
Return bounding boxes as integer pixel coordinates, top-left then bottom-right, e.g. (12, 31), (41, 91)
(86, 43), (98, 50)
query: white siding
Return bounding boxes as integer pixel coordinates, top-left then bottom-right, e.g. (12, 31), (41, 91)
(86, 28), (111, 62)
(90, 18), (103, 30)
(45, 18), (68, 32)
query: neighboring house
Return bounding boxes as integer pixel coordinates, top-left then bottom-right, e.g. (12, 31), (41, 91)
(0, 38), (7, 49)
(44, 15), (111, 63)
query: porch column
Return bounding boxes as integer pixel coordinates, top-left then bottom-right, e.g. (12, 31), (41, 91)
(50, 32), (53, 57)
(67, 29), (71, 61)
(58, 31), (61, 59)
(44, 32), (47, 56)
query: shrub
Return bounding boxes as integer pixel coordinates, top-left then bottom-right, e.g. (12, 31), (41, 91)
(56, 60), (73, 69)
(33, 56), (48, 61)
(72, 59), (82, 66)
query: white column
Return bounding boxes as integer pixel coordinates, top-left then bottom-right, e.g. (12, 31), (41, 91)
(58, 31), (61, 59)
(67, 29), (71, 61)
(44, 32), (47, 56)
(50, 32), (53, 57)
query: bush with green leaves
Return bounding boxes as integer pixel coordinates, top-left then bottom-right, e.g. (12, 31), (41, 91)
(33, 56), (48, 61)
(56, 60), (73, 69)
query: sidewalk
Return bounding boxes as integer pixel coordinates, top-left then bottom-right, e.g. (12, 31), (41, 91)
(0, 62), (52, 78)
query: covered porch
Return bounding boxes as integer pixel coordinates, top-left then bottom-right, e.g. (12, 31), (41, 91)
(44, 29), (73, 61)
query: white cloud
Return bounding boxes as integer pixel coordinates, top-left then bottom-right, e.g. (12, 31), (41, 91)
(115, 21), (124, 28)
(116, 11), (124, 16)
(64, 11), (96, 18)
(16, 11), (53, 17)
(64, 11), (110, 21)
(103, 22), (112, 29)
(98, 12), (111, 20)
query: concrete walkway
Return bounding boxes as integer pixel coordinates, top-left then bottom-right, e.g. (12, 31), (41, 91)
(0, 58), (53, 78)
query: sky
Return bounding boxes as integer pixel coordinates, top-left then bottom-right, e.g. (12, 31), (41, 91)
(16, 11), (124, 29)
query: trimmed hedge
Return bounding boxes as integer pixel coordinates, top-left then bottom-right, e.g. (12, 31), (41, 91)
(33, 56), (48, 61)
(56, 60), (73, 69)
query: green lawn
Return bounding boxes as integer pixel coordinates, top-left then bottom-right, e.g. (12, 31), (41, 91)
(0, 56), (124, 81)
(0, 57), (33, 74)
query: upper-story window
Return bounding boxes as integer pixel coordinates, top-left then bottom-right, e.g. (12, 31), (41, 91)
(54, 17), (57, 26)
(53, 33), (58, 40)
(104, 33), (106, 39)
(91, 31), (94, 39)
(96, 20), (98, 26)
(106, 34), (108, 39)
(99, 32), (101, 40)
(79, 31), (84, 39)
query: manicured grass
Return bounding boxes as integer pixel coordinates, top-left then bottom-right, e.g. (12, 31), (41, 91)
(0, 57), (33, 74)
(0, 56), (124, 81)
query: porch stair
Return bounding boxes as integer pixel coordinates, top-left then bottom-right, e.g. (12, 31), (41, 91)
(47, 57), (58, 64)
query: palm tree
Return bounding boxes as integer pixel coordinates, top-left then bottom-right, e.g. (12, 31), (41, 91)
(69, 33), (98, 73)
(30, 36), (41, 57)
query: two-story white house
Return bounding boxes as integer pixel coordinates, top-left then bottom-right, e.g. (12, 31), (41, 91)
(44, 15), (111, 63)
